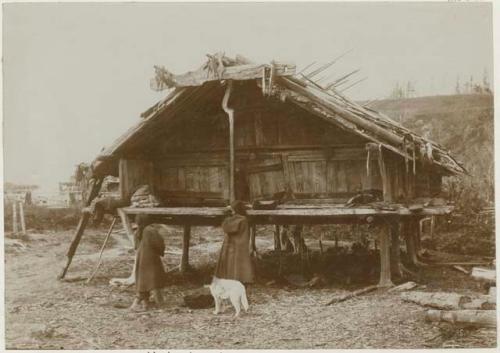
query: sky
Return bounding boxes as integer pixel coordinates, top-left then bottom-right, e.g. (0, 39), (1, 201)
(3, 2), (494, 191)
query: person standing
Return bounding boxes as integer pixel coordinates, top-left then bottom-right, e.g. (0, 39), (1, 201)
(214, 200), (255, 285)
(130, 215), (167, 311)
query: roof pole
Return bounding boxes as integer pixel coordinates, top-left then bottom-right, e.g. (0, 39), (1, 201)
(222, 80), (235, 203)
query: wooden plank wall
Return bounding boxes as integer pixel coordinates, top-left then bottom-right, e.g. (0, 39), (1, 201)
(246, 157), (286, 200)
(138, 82), (441, 204)
(119, 159), (154, 200)
(153, 154), (229, 203)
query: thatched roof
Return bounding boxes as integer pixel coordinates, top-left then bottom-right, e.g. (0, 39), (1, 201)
(91, 54), (466, 177)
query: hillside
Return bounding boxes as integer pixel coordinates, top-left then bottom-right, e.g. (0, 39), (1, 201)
(368, 94), (494, 201)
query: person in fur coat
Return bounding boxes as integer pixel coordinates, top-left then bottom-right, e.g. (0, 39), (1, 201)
(214, 200), (255, 285)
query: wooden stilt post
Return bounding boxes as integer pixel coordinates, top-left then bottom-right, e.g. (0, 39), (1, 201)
(222, 80), (235, 202)
(117, 208), (135, 248)
(19, 202), (26, 235)
(415, 219), (422, 252)
(390, 221), (403, 278)
(274, 225), (281, 251)
(251, 224), (257, 255)
(405, 218), (427, 267)
(378, 222), (393, 287)
(180, 225), (191, 273)
(12, 203), (18, 234)
(274, 225), (282, 275)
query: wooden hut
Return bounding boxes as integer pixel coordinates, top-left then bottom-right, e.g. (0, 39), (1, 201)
(60, 54), (466, 286)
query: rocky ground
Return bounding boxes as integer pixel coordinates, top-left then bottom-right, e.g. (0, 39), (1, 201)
(4, 224), (497, 349)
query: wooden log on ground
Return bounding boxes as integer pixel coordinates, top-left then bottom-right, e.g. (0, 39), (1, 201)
(432, 262), (492, 266)
(388, 281), (417, 292)
(461, 297), (496, 310)
(489, 287), (496, 303)
(425, 309), (496, 328)
(471, 267), (496, 284)
(401, 291), (472, 310)
(452, 265), (470, 275)
(180, 225), (191, 273)
(378, 224), (393, 287)
(326, 285), (378, 305)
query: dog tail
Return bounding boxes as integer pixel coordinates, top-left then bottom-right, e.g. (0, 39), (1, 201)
(241, 289), (249, 312)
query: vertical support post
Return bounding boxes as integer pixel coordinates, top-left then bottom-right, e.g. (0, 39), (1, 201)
(180, 225), (191, 273)
(274, 225), (282, 275)
(250, 225), (257, 255)
(12, 203), (18, 234)
(222, 80), (235, 202)
(415, 218), (422, 253)
(377, 146), (392, 202)
(19, 202), (26, 235)
(390, 221), (402, 278)
(117, 208), (135, 248)
(59, 177), (103, 279)
(274, 225), (281, 251)
(405, 218), (427, 267)
(378, 223), (393, 287)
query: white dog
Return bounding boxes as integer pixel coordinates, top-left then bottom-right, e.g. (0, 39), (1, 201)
(205, 277), (249, 317)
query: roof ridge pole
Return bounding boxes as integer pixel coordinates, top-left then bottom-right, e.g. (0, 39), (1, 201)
(222, 80), (235, 202)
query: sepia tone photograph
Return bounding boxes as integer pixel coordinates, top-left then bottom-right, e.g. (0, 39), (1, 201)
(2, 1), (497, 350)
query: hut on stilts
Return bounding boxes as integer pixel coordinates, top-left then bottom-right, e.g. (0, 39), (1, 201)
(59, 53), (466, 287)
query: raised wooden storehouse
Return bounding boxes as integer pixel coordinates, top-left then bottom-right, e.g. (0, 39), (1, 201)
(61, 54), (465, 286)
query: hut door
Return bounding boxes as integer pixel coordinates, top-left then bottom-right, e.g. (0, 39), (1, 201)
(245, 157), (286, 201)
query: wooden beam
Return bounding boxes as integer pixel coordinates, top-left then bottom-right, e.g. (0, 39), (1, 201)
(120, 206), (454, 217)
(59, 177), (104, 279)
(180, 225), (191, 272)
(168, 63), (295, 88)
(378, 223), (394, 287)
(222, 80), (235, 202)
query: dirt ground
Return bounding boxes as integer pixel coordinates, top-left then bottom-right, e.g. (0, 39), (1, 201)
(4, 224), (497, 349)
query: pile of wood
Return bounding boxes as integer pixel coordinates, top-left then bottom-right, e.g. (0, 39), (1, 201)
(471, 267), (496, 284)
(401, 290), (496, 328)
(130, 185), (161, 208)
